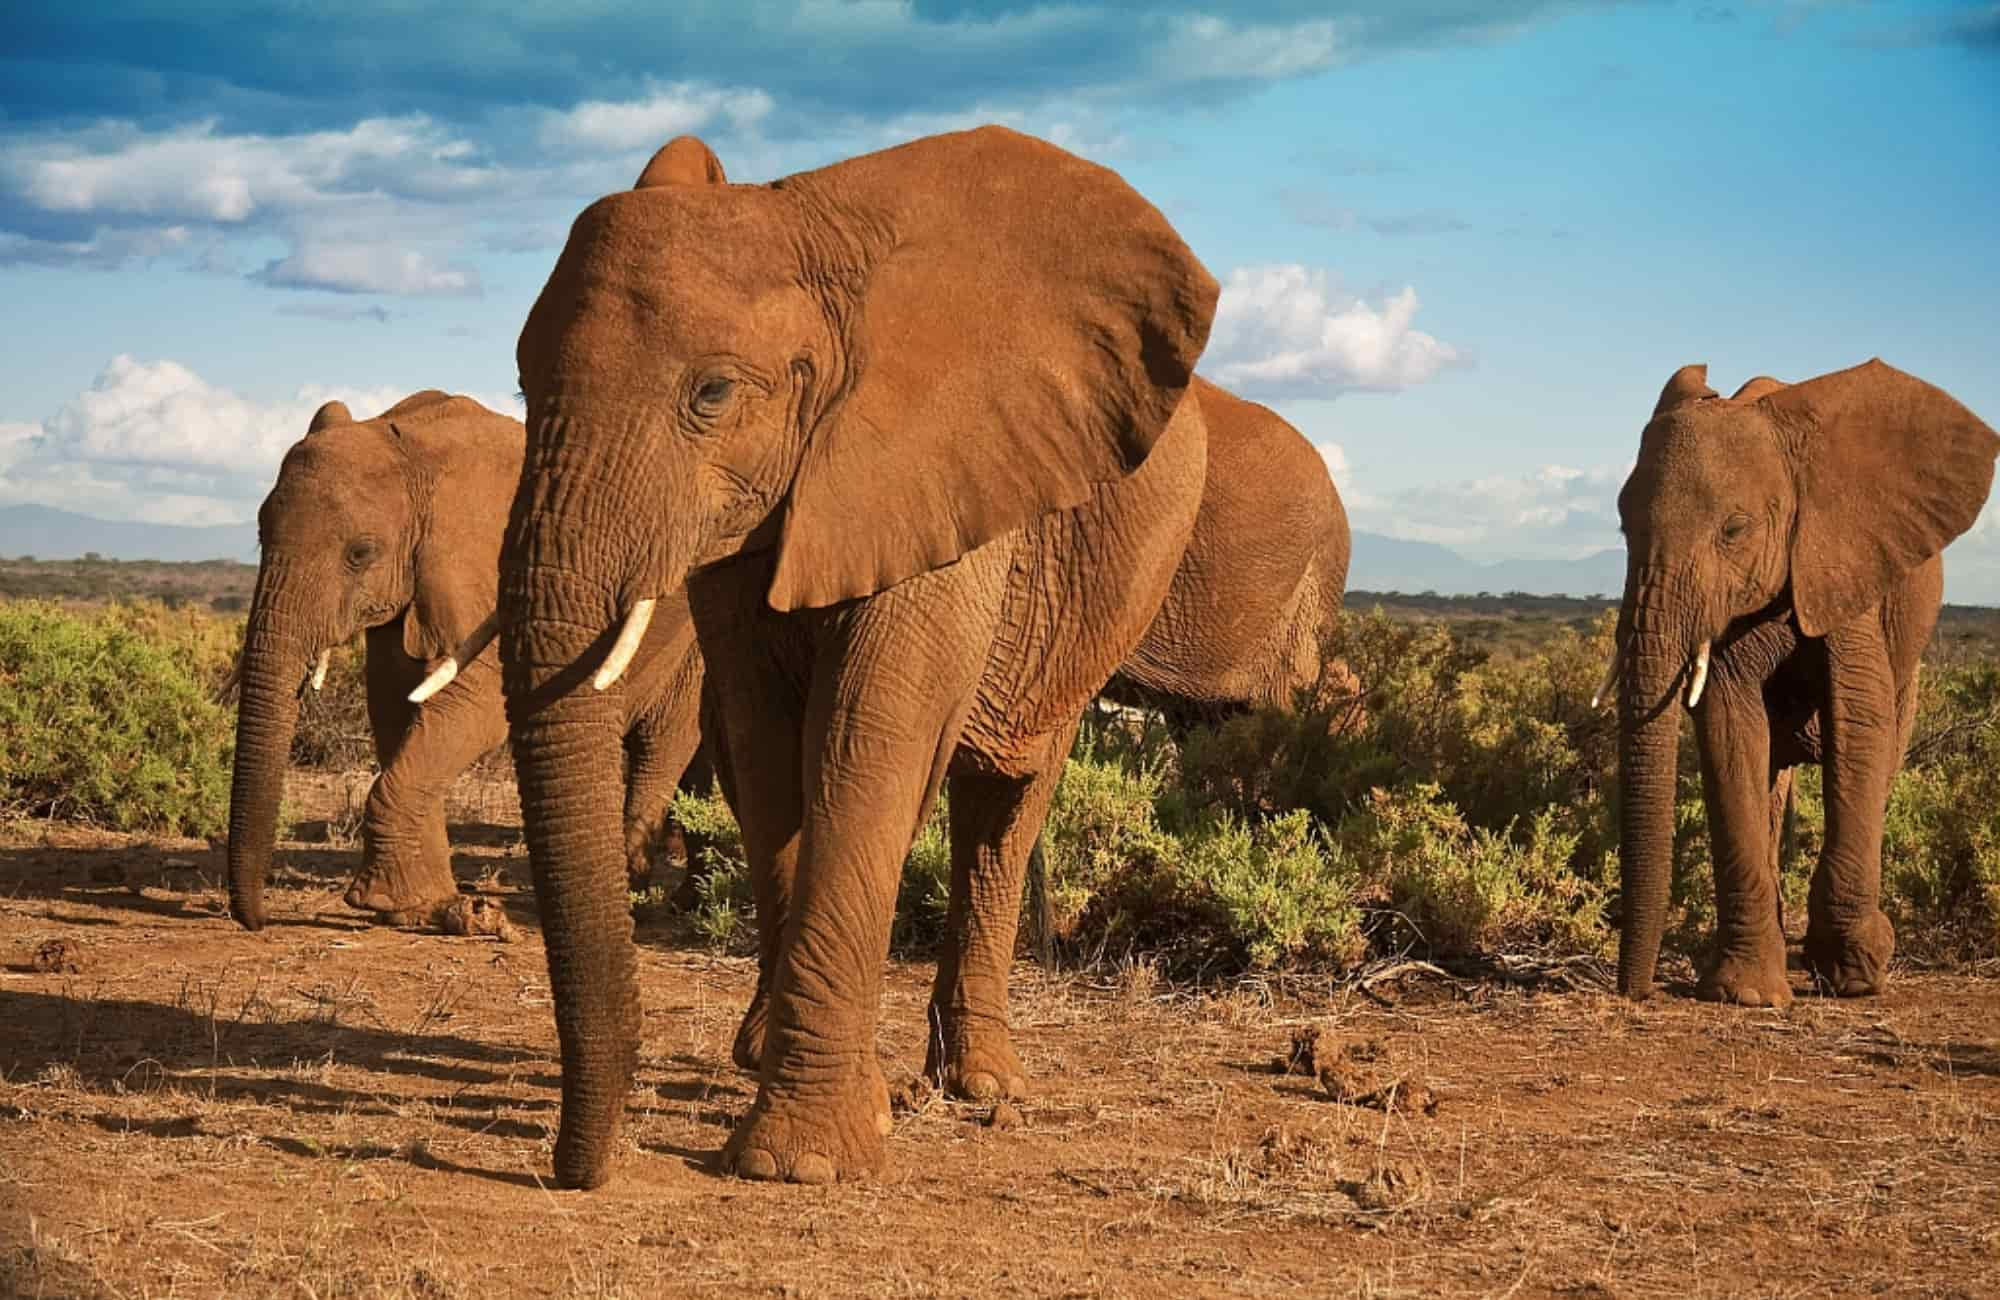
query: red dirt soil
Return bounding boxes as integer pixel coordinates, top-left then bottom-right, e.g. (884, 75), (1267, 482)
(2, 794), (1996, 1298)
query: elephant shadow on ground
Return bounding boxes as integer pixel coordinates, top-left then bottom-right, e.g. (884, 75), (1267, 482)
(0, 984), (735, 1188)
(1, 982), (747, 1186)
(0, 831), (537, 931)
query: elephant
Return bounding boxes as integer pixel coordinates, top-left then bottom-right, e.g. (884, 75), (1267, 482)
(723, 372), (1352, 1071)
(224, 390), (710, 933)
(497, 126), (1219, 1189)
(1103, 375), (1351, 724)
(1604, 359), (1998, 1007)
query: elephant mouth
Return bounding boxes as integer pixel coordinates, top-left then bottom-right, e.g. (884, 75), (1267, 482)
(1591, 637), (1713, 712)
(405, 596), (654, 706)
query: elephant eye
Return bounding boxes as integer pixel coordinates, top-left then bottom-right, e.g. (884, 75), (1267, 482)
(345, 539), (381, 570)
(1720, 512), (1753, 544)
(691, 375), (737, 418)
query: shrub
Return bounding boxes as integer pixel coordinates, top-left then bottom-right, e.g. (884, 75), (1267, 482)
(0, 600), (234, 836)
(1342, 784), (1609, 958)
(666, 785), (756, 951)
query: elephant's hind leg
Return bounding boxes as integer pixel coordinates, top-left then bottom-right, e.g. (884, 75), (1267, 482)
(924, 722), (1076, 1102)
(1803, 617), (1902, 996)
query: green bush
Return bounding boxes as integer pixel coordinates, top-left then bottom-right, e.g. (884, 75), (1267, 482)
(1342, 784), (1609, 957)
(653, 607), (2000, 975)
(0, 600), (234, 836)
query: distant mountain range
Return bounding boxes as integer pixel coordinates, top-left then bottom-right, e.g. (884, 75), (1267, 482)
(1348, 531), (1624, 599)
(0, 504), (257, 565)
(2, 502), (1990, 605)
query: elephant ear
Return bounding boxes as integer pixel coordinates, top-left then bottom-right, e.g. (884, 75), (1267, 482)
(391, 397), (529, 664)
(765, 126), (1220, 611)
(1781, 359), (2000, 637)
(635, 136), (727, 188)
(306, 400), (352, 435)
(1653, 364), (1718, 416)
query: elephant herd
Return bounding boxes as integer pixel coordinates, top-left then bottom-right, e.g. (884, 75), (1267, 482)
(214, 126), (1999, 1189)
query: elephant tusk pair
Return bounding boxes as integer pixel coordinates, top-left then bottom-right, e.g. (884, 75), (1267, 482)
(592, 598), (656, 691)
(406, 613), (502, 704)
(1686, 640), (1712, 709)
(1589, 637), (1712, 710)
(403, 600), (653, 702)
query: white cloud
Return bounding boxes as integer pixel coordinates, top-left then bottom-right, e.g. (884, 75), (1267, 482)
(9, 116), (501, 224)
(1204, 265), (1466, 401)
(0, 356), (521, 525)
(0, 114), (511, 293)
(1152, 15), (1342, 83)
(541, 84), (775, 155)
(1350, 462), (1628, 560)
(254, 242), (480, 296)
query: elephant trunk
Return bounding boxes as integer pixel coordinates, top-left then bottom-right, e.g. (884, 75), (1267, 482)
(501, 413), (678, 1188)
(504, 657), (639, 1190)
(226, 567), (315, 931)
(1615, 582), (1687, 1000)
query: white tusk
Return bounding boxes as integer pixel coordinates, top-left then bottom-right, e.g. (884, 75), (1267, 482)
(1590, 642), (1623, 711)
(407, 657), (458, 704)
(1686, 640), (1712, 709)
(310, 649), (331, 692)
(593, 598), (657, 691)
(406, 612), (502, 705)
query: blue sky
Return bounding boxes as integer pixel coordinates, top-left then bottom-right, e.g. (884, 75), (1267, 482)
(3, 1), (1996, 593)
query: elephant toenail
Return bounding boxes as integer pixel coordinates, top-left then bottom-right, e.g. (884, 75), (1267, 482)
(790, 1153), (836, 1185)
(961, 1072), (1000, 1101)
(734, 1149), (780, 1181)
(875, 1111), (893, 1137)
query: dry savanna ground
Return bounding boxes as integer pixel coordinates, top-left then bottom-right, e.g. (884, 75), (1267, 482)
(2, 774), (1997, 1299)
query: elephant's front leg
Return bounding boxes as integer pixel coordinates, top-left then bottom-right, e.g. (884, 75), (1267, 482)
(349, 647), (508, 921)
(722, 588), (991, 1184)
(925, 721), (1076, 1101)
(1693, 675), (1791, 1007)
(1804, 618), (1901, 995)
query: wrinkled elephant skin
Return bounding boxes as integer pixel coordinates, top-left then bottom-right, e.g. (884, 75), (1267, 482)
(224, 392), (709, 933)
(500, 127), (1220, 1189)
(1609, 362), (1998, 1006)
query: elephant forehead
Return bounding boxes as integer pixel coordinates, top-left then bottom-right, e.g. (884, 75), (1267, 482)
(556, 190), (803, 308)
(264, 435), (408, 527)
(1626, 406), (1787, 516)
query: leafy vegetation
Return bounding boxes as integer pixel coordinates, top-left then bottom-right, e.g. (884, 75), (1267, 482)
(666, 604), (2000, 975)
(0, 601), (235, 835)
(5, 584), (1996, 975)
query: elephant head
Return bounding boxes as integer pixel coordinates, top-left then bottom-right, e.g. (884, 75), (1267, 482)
(227, 391), (523, 930)
(501, 127), (1215, 1188)
(1608, 359), (1999, 998)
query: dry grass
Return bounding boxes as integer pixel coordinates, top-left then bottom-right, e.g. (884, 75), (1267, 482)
(2, 795), (1997, 1298)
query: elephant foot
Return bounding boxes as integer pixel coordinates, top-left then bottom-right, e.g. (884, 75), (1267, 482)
(721, 1069), (893, 1185)
(1804, 910), (1895, 997)
(343, 856), (459, 922)
(924, 1006), (1029, 1102)
(732, 988), (769, 1074)
(1696, 940), (1794, 1009)
(622, 815), (672, 892)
